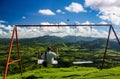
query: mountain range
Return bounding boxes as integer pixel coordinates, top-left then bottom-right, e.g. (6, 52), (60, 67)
(19, 35), (96, 43)
(0, 35), (120, 51)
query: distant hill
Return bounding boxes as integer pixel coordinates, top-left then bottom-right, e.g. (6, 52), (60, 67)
(21, 35), (120, 51)
(19, 35), (96, 43)
(0, 35), (120, 51)
(19, 35), (64, 44)
(63, 35), (95, 42)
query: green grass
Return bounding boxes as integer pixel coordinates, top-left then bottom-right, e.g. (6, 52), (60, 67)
(1, 66), (120, 79)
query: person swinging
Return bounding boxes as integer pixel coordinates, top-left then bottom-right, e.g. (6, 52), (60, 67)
(41, 47), (58, 67)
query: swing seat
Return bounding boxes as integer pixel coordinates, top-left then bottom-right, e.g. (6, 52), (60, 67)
(72, 61), (93, 64)
(37, 59), (58, 64)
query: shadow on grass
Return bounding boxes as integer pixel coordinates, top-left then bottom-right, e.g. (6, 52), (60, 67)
(22, 75), (43, 79)
(62, 74), (80, 78)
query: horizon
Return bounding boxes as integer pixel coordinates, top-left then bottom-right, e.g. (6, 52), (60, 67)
(0, 35), (116, 41)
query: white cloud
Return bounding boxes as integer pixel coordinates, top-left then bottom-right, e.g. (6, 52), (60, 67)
(0, 21), (117, 39)
(74, 21), (108, 38)
(56, 9), (62, 13)
(40, 22), (56, 25)
(22, 16), (26, 19)
(56, 9), (65, 14)
(85, 0), (120, 25)
(65, 2), (86, 13)
(0, 24), (13, 38)
(38, 9), (55, 15)
(0, 20), (7, 23)
(82, 21), (94, 24)
(99, 21), (107, 24)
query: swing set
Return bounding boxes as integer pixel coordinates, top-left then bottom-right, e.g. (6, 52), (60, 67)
(3, 24), (120, 79)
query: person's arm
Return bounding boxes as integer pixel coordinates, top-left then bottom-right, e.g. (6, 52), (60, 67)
(41, 53), (45, 59)
(52, 52), (58, 58)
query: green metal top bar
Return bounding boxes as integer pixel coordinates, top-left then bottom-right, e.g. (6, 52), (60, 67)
(15, 24), (112, 27)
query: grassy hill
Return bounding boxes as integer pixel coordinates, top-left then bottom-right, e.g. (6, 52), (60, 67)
(1, 66), (120, 79)
(1, 36), (120, 78)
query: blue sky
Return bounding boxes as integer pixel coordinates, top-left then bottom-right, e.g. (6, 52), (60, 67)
(0, 0), (120, 38)
(0, 0), (103, 25)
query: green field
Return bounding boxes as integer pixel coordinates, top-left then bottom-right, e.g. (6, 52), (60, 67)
(1, 36), (120, 79)
(1, 66), (120, 79)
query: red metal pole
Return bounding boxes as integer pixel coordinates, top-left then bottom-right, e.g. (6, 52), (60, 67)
(3, 27), (16, 79)
(15, 26), (23, 75)
(15, 24), (112, 27)
(101, 26), (111, 70)
(111, 26), (120, 45)
(8, 59), (21, 65)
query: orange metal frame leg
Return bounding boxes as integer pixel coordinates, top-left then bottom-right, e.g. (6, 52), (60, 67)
(3, 26), (23, 79)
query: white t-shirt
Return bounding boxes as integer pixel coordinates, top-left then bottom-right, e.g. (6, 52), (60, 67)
(41, 52), (57, 64)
